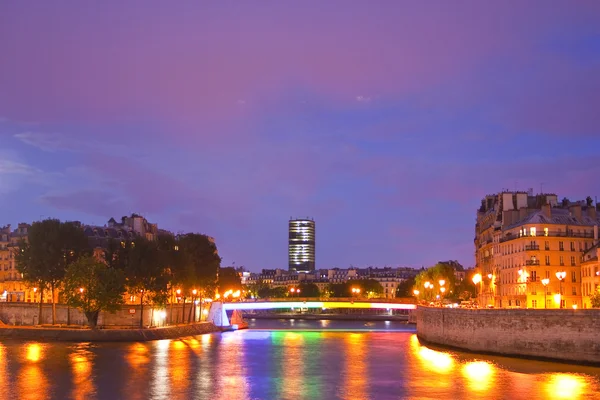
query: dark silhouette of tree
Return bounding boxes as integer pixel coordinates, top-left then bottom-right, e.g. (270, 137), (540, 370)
(218, 267), (242, 292)
(297, 282), (320, 297)
(63, 256), (126, 328)
(395, 277), (416, 297)
(15, 219), (89, 324)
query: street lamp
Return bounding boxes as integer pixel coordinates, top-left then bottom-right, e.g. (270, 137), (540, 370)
(541, 278), (550, 308)
(438, 280), (445, 287)
(351, 287), (361, 298)
(556, 271), (566, 309)
(472, 274), (482, 306)
(79, 287), (84, 294)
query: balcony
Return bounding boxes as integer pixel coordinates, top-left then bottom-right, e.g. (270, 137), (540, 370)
(525, 245), (540, 251)
(525, 260), (540, 266)
(500, 230), (597, 243)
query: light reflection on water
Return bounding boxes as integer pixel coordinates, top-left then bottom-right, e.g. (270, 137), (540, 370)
(0, 320), (599, 399)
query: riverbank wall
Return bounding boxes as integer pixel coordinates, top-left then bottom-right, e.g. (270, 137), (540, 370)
(0, 302), (202, 327)
(416, 306), (600, 364)
(0, 322), (220, 342)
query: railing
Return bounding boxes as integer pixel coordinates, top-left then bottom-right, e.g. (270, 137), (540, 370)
(525, 260), (540, 266)
(525, 245), (540, 251)
(500, 231), (596, 243)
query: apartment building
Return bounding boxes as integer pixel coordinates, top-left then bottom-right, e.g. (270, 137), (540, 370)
(475, 191), (600, 308)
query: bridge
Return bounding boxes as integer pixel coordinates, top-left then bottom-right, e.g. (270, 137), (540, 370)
(207, 300), (416, 328)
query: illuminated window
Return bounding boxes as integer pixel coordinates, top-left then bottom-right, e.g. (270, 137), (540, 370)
(544, 228), (549, 236)
(530, 227), (536, 237)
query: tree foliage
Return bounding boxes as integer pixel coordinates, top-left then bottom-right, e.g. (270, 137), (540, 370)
(414, 263), (458, 302)
(395, 277), (416, 298)
(327, 279), (384, 298)
(218, 267), (242, 292)
(15, 219), (89, 324)
(296, 282), (320, 297)
(590, 288), (600, 308)
(63, 256), (126, 328)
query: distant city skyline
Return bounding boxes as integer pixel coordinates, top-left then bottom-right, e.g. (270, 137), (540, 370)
(1, 2), (599, 272)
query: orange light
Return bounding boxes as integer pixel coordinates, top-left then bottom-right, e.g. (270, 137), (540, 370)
(472, 274), (482, 285)
(192, 289), (197, 296)
(79, 288), (84, 294)
(176, 289), (181, 295)
(438, 280), (445, 287)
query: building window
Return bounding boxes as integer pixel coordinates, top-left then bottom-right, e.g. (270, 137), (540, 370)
(559, 242), (564, 251)
(545, 270), (550, 279)
(572, 271), (576, 282)
(570, 242), (575, 251)
(545, 256), (550, 266)
(572, 286), (577, 296)
(544, 228), (549, 236)
(531, 271), (537, 282)
(532, 300), (537, 308)
(570, 256), (576, 267)
(530, 227), (537, 237)
(561, 300), (566, 308)
(544, 241), (550, 251)
(560, 256), (564, 266)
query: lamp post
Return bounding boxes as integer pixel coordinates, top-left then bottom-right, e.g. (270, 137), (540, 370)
(351, 287), (361, 298)
(413, 289), (420, 303)
(556, 271), (566, 309)
(191, 289), (197, 323)
(472, 274), (482, 307)
(541, 278), (550, 308)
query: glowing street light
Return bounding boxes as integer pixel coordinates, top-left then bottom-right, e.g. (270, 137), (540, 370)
(438, 280), (445, 287)
(440, 287), (446, 294)
(413, 289), (420, 296)
(472, 273), (482, 306)
(556, 271), (566, 309)
(541, 278), (550, 308)
(79, 287), (84, 294)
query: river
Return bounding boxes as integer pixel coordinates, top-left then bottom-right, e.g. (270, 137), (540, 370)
(1, 319), (599, 399)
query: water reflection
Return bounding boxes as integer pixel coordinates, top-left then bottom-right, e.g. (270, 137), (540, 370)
(1, 321), (600, 400)
(340, 333), (367, 400)
(69, 344), (96, 400)
(19, 343), (48, 400)
(462, 361), (496, 393)
(124, 342), (151, 400)
(543, 373), (588, 399)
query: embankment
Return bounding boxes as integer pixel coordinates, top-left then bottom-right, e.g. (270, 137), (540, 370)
(416, 306), (600, 364)
(0, 322), (220, 342)
(244, 313), (409, 322)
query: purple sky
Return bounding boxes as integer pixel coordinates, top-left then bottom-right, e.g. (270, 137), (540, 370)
(1, 2), (600, 271)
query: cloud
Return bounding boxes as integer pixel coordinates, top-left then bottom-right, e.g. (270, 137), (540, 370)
(0, 158), (39, 175)
(14, 132), (130, 154)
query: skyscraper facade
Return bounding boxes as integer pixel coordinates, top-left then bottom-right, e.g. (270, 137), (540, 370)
(288, 218), (315, 272)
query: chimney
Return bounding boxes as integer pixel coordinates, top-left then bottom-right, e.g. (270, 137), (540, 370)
(570, 205), (582, 221)
(503, 211), (513, 226)
(590, 206), (597, 221)
(519, 207), (527, 221)
(595, 226), (598, 244)
(542, 204), (552, 218)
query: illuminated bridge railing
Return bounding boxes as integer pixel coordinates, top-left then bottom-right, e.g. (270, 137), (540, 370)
(222, 301), (416, 311)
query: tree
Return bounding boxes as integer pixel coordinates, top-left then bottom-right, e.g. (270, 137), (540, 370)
(590, 289), (600, 308)
(395, 277), (416, 298)
(125, 238), (170, 328)
(63, 256), (126, 328)
(15, 219), (89, 324)
(414, 263), (458, 302)
(297, 282), (320, 297)
(218, 267), (242, 293)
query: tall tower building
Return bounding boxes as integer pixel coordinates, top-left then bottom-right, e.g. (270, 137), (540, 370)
(288, 218), (316, 272)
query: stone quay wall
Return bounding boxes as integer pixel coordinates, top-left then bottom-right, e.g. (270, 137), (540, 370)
(0, 302), (206, 327)
(416, 306), (600, 364)
(0, 322), (220, 342)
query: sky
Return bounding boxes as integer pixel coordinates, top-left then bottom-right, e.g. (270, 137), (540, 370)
(1, 1), (600, 272)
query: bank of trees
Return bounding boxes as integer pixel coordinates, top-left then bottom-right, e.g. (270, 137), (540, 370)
(327, 279), (384, 298)
(15, 219), (221, 328)
(413, 263), (476, 303)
